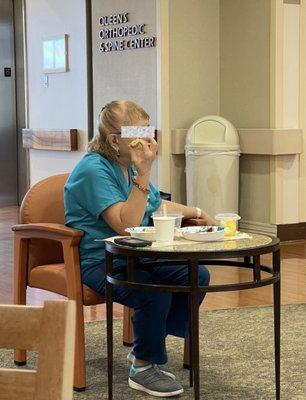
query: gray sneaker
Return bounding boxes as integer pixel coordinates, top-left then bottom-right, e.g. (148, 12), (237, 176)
(127, 350), (176, 380)
(129, 364), (184, 397)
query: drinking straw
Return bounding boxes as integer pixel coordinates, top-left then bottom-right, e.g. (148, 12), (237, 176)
(162, 203), (167, 216)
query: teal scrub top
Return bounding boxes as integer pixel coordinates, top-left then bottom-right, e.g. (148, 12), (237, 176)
(64, 152), (162, 269)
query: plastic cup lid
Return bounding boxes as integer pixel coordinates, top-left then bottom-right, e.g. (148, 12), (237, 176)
(152, 215), (177, 220)
(215, 213), (241, 220)
(152, 212), (183, 218)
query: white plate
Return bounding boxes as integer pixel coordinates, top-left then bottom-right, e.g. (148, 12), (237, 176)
(125, 227), (181, 241)
(125, 227), (156, 241)
(177, 226), (226, 242)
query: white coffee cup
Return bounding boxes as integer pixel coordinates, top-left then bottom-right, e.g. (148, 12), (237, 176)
(152, 215), (176, 243)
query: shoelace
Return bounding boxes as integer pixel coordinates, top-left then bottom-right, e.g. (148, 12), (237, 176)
(141, 365), (171, 386)
(153, 363), (170, 372)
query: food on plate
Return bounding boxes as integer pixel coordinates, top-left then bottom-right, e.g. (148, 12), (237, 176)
(130, 227), (155, 233)
(215, 213), (241, 237)
(130, 138), (142, 148)
(177, 225), (225, 242)
(220, 219), (236, 236)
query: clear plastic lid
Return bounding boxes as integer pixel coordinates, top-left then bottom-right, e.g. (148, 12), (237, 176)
(215, 213), (241, 221)
(152, 212), (184, 218)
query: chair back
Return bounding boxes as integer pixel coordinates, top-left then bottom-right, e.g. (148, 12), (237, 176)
(20, 174), (69, 270)
(0, 300), (76, 400)
(20, 174), (69, 224)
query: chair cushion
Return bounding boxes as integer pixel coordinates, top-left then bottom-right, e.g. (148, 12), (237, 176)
(28, 264), (105, 306)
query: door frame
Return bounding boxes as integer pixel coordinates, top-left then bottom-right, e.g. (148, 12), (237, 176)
(13, 0), (29, 204)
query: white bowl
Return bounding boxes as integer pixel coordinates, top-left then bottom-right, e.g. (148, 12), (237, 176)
(125, 227), (156, 241)
(125, 226), (181, 241)
(178, 226), (225, 242)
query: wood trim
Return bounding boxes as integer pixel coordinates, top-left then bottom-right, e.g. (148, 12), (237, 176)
(239, 220), (277, 237)
(238, 129), (302, 155)
(277, 223), (306, 241)
(22, 129), (78, 151)
(283, 0), (300, 4)
(171, 128), (302, 155)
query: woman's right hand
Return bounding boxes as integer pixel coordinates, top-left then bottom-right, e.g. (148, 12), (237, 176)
(129, 137), (158, 176)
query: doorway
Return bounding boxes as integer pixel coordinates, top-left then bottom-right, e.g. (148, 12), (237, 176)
(0, 0), (28, 206)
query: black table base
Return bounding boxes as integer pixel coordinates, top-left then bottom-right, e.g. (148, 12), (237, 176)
(105, 240), (280, 400)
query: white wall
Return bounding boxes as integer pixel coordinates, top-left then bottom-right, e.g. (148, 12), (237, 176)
(169, 0), (220, 129)
(167, 0), (220, 203)
(220, 0), (271, 128)
(25, 0), (88, 184)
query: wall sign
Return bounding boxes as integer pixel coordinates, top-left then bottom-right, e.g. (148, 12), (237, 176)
(99, 12), (156, 53)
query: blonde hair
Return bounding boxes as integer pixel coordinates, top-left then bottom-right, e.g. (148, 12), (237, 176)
(88, 100), (150, 162)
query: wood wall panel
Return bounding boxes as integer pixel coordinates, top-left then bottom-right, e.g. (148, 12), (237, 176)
(22, 129), (78, 151)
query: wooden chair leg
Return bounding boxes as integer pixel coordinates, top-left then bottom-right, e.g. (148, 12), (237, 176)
(13, 235), (28, 366)
(62, 240), (86, 391)
(183, 337), (190, 369)
(122, 306), (133, 346)
(72, 298), (86, 391)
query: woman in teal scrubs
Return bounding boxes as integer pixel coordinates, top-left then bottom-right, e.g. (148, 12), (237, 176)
(64, 100), (214, 397)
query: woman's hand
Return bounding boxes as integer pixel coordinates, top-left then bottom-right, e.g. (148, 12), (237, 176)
(200, 210), (217, 226)
(129, 137), (158, 176)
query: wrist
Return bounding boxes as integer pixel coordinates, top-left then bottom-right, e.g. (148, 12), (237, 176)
(135, 168), (151, 178)
(135, 173), (150, 186)
(195, 207), (202, 219)
(132, 176), (149, 195)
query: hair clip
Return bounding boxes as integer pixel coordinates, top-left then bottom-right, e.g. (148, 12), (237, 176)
(101, 101), (116, 112)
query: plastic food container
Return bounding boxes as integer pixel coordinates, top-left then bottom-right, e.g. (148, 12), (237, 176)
(214, 213), (241, 236)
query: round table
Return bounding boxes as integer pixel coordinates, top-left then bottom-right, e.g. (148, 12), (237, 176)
(105, 233), (280, 400)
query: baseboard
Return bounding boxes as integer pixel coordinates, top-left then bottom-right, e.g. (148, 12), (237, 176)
(239, 220), (277, 236)
(240, 220), (306, 241)
(277, 223), (306, 241)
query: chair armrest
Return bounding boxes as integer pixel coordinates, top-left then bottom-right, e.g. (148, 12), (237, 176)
(181, 218), (207, 227)
(12, 223), (83, 239)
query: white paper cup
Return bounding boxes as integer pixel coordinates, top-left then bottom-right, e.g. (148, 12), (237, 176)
(152, 216), (176, 242)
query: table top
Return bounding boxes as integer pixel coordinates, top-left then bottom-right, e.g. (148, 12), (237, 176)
(105, 233), (280, 258)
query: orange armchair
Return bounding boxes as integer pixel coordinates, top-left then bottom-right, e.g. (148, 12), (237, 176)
(13, 174), (206, 390)
(12, 173), (133, 391)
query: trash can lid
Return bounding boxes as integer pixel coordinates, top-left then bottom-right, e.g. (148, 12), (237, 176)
(186, 115), (239, 146)
(185, 143), (240, 152)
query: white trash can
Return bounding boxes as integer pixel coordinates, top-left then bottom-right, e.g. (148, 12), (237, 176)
(185, 115), (240, 217)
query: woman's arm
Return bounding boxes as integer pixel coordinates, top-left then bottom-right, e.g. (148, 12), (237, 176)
(102, 138), (157, 235)
(160, 200), (216, 225)
(101, 172), (151, 235)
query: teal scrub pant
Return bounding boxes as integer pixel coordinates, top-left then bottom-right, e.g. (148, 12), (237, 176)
(81, 259), (210, 364)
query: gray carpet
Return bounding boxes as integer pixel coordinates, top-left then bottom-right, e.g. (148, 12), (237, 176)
(1, 304), (306, 399)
